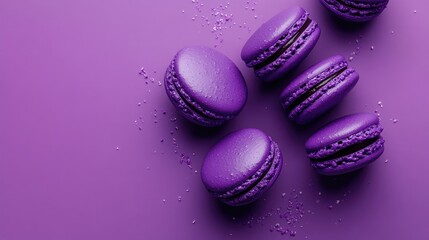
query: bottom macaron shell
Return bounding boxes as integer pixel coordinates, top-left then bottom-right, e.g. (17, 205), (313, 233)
(292, 70), (359, 124)
(221, 142), (283, 206)
(256, 26), (321, 82)
(314, 138), (384, 176)
(165, 62), (226, 127)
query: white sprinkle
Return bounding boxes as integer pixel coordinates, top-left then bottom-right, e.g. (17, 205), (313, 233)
(192, 219), (196, 224)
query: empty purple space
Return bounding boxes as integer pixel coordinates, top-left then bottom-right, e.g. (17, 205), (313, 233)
(0, 0), (428, 240)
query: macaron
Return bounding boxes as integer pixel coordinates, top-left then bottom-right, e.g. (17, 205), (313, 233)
(320, 0), (389, 22)
(280, 55), (359, 125)
(164, 46), (247, 127)
(241, 6), (321, 82)
(305, 113), (385, 175)
(201, 128), (283, 206)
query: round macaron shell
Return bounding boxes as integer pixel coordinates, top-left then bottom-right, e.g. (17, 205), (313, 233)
(315, 141), (384, 175)
(320, 0), (389, 22)
(305, 113), (380, 152)
(257, 26), (321, 82)
(175, 46), (247, 116)
(201, 128), (272, 193)
(241, 6), (306, 64)
(294, 70), (359, 124)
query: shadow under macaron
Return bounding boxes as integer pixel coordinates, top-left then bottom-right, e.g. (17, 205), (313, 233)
(315, 167), (369, 193)
(317, 3), (378, 34)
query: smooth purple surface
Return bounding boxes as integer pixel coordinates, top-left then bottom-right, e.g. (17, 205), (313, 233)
(1, 0), (429, 239)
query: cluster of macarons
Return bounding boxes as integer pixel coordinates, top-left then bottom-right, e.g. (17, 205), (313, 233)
(164, 1), (388, 206)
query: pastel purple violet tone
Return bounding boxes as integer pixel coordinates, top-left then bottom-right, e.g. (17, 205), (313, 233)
(320, 0), (389, 22)
(280, 55), (359, 125)
(241, 6), (321, 82)
(305, 113), (385, 175)
(201, 128), (283, 206)
(165, 46), (247, 127)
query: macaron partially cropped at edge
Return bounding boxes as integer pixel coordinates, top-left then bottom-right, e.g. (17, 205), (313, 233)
(305, 113), (385, 176)
(320, 0), (389, 22)
(241, 6), (321, 82)
(164, 46), (247, 127)
(280, 55), (359, 125)
(201, 128), (283, 206)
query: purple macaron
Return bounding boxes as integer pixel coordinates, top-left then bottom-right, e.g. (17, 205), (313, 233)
(165, 46), (247, 127)
(280, 55), (359, 125)
(241, 6), (321, 82)
(201, 128), (283, 206)
(320, 0), (389, 22)
(305, 113), (385, 175)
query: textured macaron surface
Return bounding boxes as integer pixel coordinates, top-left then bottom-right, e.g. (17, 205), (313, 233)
(305, 113), (384, 174)
(173, 47), (247, 116)
(305, 113), (380, 152)
(241, 6), (307, 65)
(281, 55), (347, 103)
(321, 0), (389, 21)
(280, 55), (358, 124)
(220, 140), (282, 206)
(241, 6), (320, 81)
(202, 128), (283, 206)
(202, 128), (272, 193)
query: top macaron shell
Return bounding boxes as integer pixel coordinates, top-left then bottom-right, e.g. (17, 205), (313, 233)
(165, 46), (248, 127)
(174, 47), (247, 116)
(320, 0), (389, 22)
(305, 112), (380, 152)
(241, 6), (321, 82)
(202, 128), (272, 193)
(280, 55), (359, 124)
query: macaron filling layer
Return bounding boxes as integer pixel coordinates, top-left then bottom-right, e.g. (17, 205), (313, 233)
(213, 139), (282, 205)
(309, 124), (384, 169)
(254, 21), (319, 78)
(286, 65), (347, 111)
(286, 63), (355, 119)
(252, 17), (312, 70)
(246, 13), (309, 68)
(165, 61), (232, 125)
(322, 0), (387, 17)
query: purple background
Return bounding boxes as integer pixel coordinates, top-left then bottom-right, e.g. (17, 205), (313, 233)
(1, 0), (428, 239)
